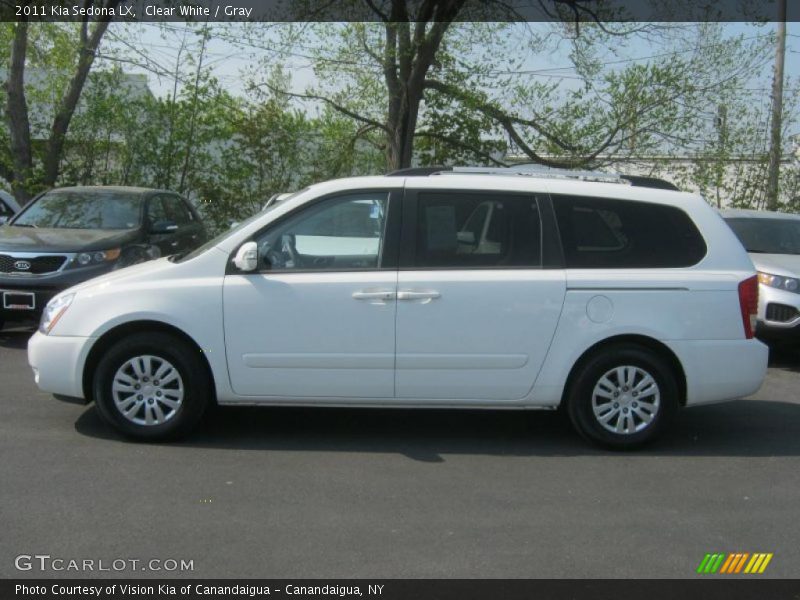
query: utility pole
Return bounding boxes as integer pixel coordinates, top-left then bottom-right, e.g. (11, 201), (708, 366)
(766, 0), (787, 211)
(715, 104), (727, 208)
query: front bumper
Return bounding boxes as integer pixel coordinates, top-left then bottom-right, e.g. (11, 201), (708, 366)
(28, 331), (94, 399)
(756, 283), (800, 340)
(0, 262), (114, 320)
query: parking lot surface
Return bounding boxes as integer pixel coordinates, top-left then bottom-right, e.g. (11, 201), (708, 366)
(2, 324), (800, 579)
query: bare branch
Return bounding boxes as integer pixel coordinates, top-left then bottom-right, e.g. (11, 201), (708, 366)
(356, 25), (382, 65)
(423, 78), (581, 154)
(415, 130), (508, 166)
(260, 82), (389, 133)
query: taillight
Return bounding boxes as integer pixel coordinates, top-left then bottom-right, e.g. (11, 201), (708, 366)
(738, 275), (759, 339)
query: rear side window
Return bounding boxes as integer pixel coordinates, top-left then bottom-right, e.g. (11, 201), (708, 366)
(552, 195), (706, 268)
(415, 192), (542, 268)
(162, 195), (193, 225)
(147, 197), (170, 223)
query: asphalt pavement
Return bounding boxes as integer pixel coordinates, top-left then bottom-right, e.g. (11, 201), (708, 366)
(2, 323), (799, 579)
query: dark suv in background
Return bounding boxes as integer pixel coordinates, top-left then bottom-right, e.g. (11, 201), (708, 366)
(0, 186), (207, 330)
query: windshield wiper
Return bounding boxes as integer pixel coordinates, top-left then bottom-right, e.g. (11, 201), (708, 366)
(11, 223), (36, 228)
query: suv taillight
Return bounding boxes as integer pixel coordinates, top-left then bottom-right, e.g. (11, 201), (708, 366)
(738, 275), (759, 339)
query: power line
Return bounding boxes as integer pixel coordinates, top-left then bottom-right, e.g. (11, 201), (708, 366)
(489, 33), (775, 76)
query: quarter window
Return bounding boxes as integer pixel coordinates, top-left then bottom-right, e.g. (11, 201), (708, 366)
(415, 192), (542, 268)
(255, 193), (389, 271)
(552, 195), (706, 268)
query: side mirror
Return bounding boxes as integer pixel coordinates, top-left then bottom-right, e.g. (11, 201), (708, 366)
(150, 220), (178, 234)
(233, 241), (258, 272)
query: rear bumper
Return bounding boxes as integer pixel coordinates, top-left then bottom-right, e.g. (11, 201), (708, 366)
(666, 338), (769, 406)
(27, 331), (93, 399)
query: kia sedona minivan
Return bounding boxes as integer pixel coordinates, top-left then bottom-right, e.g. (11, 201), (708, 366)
(0, 186), (207, 330)
(28, 168), (768, 448)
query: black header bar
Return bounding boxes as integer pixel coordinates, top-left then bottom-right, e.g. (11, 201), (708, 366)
(0, 0), (797, 23)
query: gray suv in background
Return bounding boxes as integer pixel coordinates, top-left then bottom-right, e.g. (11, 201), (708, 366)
(0, 186), (207, 330)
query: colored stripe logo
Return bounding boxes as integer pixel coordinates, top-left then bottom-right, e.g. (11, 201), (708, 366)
(697, 553), (773, 574)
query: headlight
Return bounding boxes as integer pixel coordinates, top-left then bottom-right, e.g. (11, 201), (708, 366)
(71, 248), (121, 268)
(39, 293), (75, 335)
(758, 271), (800, 294)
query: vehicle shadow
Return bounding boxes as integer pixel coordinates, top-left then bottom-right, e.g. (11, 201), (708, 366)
(74, 396), (800, 460)
(0, 327), (34, 350)
(765, 341), (800, 374)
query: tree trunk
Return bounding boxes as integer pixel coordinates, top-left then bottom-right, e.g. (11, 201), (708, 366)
(179, 28), (209, 194)
(765, 0), (786, 211)
(42, 17), (114, 189)
(5, 22), (33, 204)
(385, 91), (420, 170)
(381, 7), (460, 170)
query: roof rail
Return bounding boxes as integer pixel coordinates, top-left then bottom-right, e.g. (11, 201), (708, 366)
(443, 165), (626, 184)
(617, 174), (680, 191)
(386, 164), (680, 190)
(386, 166), (452, 176)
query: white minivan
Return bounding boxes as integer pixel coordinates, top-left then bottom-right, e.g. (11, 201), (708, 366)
(28, 167), (768, 448)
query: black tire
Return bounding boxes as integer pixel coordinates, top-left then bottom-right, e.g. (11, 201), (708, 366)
(566, 344), (679, 450)
(93, 332), (210, 441)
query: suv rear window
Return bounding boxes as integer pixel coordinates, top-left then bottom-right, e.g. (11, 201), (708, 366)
(552, 195), (706, 268)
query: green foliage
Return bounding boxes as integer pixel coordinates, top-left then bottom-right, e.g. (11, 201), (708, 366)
(0, 23), (385, 231)
(2, 16), (797, 224)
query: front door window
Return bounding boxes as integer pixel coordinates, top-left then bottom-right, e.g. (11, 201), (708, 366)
(254, 193), (389, 271)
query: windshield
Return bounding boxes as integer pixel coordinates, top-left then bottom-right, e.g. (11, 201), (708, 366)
(175, 188), (307, 263)
(725, 217), (800, 255)
(12, 190), (144, 230)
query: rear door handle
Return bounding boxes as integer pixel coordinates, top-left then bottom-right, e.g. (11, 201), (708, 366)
(397, 290), (441, 302)
(352, 290), (395, 301)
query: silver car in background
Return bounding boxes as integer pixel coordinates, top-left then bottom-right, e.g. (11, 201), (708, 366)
(721, 208), (800, 341)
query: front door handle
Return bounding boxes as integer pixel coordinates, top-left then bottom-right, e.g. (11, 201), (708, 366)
(397, 290), (441, 302)
(352, 290), (395, 301)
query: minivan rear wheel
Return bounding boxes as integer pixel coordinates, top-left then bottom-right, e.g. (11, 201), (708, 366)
(566, 344), (678, 449)
(93, 332), (210, 440)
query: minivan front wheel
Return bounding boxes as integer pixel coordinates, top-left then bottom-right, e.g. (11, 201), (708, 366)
(566, 344), (678, 449)
(93, 332), (210, 440)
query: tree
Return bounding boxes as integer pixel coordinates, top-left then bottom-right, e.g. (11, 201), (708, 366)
(3, 2), (120, 202)
(251, 1), (768, 172)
